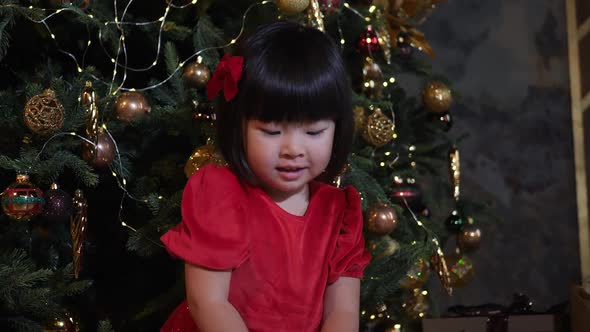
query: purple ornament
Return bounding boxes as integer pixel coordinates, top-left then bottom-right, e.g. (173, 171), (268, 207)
(42, 183), (72, 223)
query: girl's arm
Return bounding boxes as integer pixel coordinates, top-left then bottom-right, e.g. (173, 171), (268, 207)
(184, 263), (249, 332)
(320, 276), (361, 332)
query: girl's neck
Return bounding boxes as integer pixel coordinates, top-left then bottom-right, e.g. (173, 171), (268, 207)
(263, 183), (310, 217)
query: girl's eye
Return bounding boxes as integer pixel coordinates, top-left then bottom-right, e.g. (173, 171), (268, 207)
(262, 129), (280, 135)
(307, 129), (326, 136)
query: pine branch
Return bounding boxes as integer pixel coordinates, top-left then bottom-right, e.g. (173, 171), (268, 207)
(163, 42), (185, 100)
(97, 320), (115, 332)
(193, 16), (224, 67)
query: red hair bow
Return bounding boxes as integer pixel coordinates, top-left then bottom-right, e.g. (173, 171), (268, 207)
(206, 53), (244, 102)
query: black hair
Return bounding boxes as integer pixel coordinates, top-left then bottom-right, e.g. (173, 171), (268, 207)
(215, 21), (353, 183)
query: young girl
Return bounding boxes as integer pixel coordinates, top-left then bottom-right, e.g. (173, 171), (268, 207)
(160, 21), (371, 332)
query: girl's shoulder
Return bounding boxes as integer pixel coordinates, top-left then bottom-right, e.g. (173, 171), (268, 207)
(312, 182), (361, 210)
(186, 164), (247, 197)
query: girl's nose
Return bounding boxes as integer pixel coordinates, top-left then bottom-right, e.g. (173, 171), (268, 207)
(280, 135), (304, 159)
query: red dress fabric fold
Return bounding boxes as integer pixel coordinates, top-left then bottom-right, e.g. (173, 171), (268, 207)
(160, 165), (371, 332)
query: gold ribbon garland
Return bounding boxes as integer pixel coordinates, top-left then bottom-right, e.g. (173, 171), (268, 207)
(71, 189), (88, 279)
(306, 0), (325, 32)
(80, 81), (98, 140)
(449, 146), (460, 202)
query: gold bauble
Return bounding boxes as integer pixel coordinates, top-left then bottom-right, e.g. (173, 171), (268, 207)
(423, 81), (453, 113)
(446, 253), (475, 288)
(81, 128), (116, 169)
(400, 258), (430, 289)
(183, 61), (211, 89)
(457, 223), (481, 253)
(365, 202), (398, 235)
(361, 107), (395, 147)
(114, 92), (151, 123)
(184, 144), (226, 178)
(23, 89), (65, 136)
(276, 0), (311, 14)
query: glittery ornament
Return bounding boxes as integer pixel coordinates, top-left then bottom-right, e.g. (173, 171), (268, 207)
(375, 11), (392, 63)
(184, 144), (226, 178)
(449, 146), (460, 201)
(446, 209), (466, 232)
(42, 183), (72, 223)
(361, 107), (395, 147)
(399, 258), (430, 289)
(365, 202), (398, 235)
(70, 190), (87, 279)
(403, 288), (429, 319)
(81, 127), (115, 169)
(114, 91), (151, 123)
(276, 0), (311, 14)
(431, 251), (452, 295)
(423, 81), (453, 113)
(23, 89), (65, 136)
(362, 57), (384, 100)
(446, 252), (475, 288)
(307, 0), (324, 31)
(183, 61), (211, 89)
(1, 174), (44, 221)
(80, 81), (99, 140)
(458, 223), (481, 253)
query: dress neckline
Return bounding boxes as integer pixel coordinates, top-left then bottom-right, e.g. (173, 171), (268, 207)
(252, 181), (322, 222)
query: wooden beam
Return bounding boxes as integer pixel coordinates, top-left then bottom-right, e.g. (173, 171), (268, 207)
(567, 0), (590, 279)
(579, 16), (590, 41)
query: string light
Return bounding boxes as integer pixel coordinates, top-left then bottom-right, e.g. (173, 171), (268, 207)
(8, 0), (274, 248)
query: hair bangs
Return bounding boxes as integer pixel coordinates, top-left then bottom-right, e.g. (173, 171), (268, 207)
(237, 25), (351, 124)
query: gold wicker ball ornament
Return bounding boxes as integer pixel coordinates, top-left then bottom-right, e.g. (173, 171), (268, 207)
(23, 89), (65, 135)
(361, 107), (395, 147)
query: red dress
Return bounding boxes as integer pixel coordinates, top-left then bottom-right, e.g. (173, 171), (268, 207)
(160, 165), (371, 332)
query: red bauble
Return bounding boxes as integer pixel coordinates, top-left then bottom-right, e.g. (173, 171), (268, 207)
(357, 26), (382, 55)
(1, 174), (44, 221)
(390, 185), (422, 210)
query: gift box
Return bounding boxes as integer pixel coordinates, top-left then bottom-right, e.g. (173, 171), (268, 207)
(507, 314), (555, 332)
(422, 316), (490, 332)
(422, 315), (555, 332)
(571, 284), (590, 332)
(422, 294), (559, 332)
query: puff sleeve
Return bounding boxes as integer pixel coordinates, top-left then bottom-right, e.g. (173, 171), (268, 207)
(327, 186), (372, 284)
(160, 165), (249, 270)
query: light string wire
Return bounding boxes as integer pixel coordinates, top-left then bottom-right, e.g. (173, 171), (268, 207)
(11, 0), (272, 247)
(403, 197), (452, 296)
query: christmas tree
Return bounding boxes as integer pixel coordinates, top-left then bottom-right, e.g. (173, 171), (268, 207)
(0, 0), (494, 331)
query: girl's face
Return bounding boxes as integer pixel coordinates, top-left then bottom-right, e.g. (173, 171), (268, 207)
(244, 119), (335, 201)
